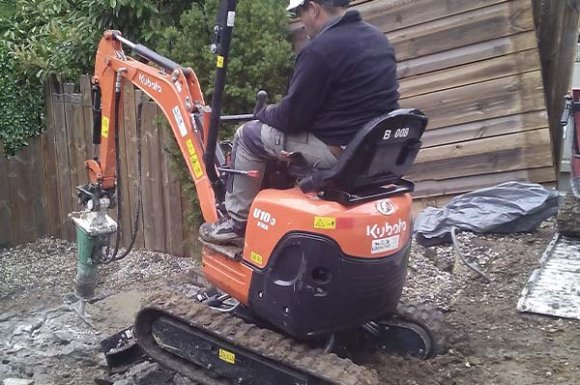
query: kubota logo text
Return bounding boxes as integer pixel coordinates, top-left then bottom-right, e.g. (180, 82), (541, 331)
(139, 73), (162, 93)
(366, 219), (407, 239)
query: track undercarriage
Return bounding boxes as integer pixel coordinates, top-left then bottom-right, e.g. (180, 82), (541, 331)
(101, 288), (445, 385)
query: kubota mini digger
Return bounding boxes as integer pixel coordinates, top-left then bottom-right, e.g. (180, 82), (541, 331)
(71, 1), (443, 384)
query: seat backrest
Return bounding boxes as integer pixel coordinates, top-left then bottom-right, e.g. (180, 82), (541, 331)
(300, 108), (427, 194)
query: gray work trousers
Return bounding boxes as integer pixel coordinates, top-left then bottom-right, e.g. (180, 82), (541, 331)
(225, 120), (339, 223)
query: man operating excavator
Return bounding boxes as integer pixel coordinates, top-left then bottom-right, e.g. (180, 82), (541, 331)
(200, 0), (400, 246)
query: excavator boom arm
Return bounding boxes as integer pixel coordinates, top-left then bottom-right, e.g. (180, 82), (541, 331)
(88, 31), (218, 222)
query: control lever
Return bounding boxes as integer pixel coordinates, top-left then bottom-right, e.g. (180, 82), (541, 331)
(253, 90), (268, 115)
(219, 91), (269, 124)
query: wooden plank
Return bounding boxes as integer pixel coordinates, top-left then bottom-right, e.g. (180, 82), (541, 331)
(160, 119), (184, 256)
(72, 96), (89, 190)
(140, 102), (164, 251)
(410, 128), (553, 181)
(397, 31), (538, 79)
(7, 146), (35, 244)
(51, 80), (74, 240)
(360, 0), (507, 33)
(27, 137), (47, 240)
(115, 84), (132, 247)
(413, 166), (556, 198)
(63, 84), (81, 196)
(122, 81), (144, 249)
(148, 106), (166, 252)
(388, 0), (534, 61)
(421, 110), (549, 148)
(80, 75), (97, 160)
(401, 71), (546, 130)
(0, 155), (13, 247)
(41, 79), (62, 238)
(400, 48), (541, 98)
(416, 127), (551, 163)
(140, 100), (154, 250)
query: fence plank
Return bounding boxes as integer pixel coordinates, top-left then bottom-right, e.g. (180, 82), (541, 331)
(114, 83), (132, 247)
(51, 80), (74, 240)
(413, 166), (556, 198)
(401, 71), (546, 130)
(422, 110), (549, 148)
(41, 80), (62, 238)
(361, 0), (507, 34)
(397, 31), (538, 80)
(410, 128), (553, 181)
(80, 75), (97, 161)
(27, 137), (46, 240)
(388, 0), (533, 61)
(0, 156), (13, 247)
(160, 122), (184, 256)
(400, 48), (541, 99)
(148, 106), (166, 252)
(63, 84), (80, 195)
(140, 102), (166, 251)
(7, 146), (35, 244)
(122, 81), (144, 249)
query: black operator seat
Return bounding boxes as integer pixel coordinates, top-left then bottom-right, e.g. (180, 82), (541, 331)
(298, 108), (428, 205)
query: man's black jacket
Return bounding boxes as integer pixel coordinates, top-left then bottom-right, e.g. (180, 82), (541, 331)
(256, 10), (399, 146)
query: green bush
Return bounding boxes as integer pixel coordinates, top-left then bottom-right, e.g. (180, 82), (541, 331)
(2, 0), (192, 80)
(157, 0), (294, 117)
(0, 0), (292, 155)
(0, 44), (44, 155)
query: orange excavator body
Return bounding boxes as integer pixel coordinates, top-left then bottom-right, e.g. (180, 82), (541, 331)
(85, 27), (422, 340)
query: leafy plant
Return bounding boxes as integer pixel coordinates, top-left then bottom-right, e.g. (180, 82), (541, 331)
(157, 0), (294, 118)
(0, 44), (44, 155)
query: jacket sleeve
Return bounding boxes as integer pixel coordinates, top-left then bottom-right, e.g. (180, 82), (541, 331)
(256, 49), (332, 134)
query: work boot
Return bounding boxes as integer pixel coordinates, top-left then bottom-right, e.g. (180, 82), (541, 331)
(199, 216), (246, 247)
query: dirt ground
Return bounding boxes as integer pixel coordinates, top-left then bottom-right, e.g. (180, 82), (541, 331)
(1, 219), (579, 385)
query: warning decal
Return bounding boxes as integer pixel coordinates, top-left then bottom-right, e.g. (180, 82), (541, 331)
(102, 117), (110, 138)
(217, 55), (225, 68)
(250, 251), (263, 265)
(218, 348), (235, 364)
(314, 216), (336, 230)
(185, 139), (204, 179)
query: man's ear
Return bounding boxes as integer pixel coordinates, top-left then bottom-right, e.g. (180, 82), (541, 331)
(309, 1), (321, 18)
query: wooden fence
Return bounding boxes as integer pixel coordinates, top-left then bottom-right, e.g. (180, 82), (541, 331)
(2, 0), (579, 250)
(359, 0), (557, 208)
(0, 76), (194, 255)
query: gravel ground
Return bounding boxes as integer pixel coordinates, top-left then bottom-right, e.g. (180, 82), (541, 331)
(1, 219), (579, 385)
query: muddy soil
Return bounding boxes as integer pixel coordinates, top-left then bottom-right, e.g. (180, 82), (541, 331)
(1, 220), (579, 385)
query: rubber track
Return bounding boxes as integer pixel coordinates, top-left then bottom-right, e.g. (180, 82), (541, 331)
(135, 291), (381, 385)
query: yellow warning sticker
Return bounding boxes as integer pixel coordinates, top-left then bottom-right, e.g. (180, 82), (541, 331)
(216, 55), (224, 68)
(250, 251), (263, 265)
(102, 117), (110, 138)
(314, 216), (336, 230)
(218, 348), (235, 364)
(185, 139), (204, 179)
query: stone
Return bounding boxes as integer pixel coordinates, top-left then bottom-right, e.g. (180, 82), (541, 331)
(2, 379), (34, 385)
(0, 311), (17, 322)
(112, 380), (131, 385)
(11, 326), (32, 337)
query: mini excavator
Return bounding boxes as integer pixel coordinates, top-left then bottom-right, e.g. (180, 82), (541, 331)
(71, 1), (444, 384)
